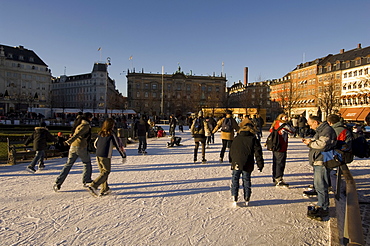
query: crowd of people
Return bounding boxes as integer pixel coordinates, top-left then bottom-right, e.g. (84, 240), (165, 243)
(23, 110), (368, 222)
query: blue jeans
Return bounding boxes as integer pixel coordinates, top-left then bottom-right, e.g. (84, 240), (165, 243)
(231, 170), (252, 201)
(29, 150), (45, 168)
(55, 146), (92, 185)
(314, 165), (330, 210)
(272, 151), (287, 182)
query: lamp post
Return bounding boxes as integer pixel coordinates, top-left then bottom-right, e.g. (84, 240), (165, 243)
(105, 57), (111, 118)
(161, 66), (164, 118)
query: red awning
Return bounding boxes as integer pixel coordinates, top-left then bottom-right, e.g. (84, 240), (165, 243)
(341, 108), (365, 121)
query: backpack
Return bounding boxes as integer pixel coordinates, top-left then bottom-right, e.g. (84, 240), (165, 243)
(221, 118), (232, 132)
(193, 118), (203, 132)
(352, 135), (370, 158)
(266, 123), (286, 151)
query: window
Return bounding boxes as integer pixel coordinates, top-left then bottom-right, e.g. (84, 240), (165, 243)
(343, 73), (347, 78)
(19, 55), (24, 60)
(136, 83), (140, 89)
(144, 92), (148, 98)
(208, 86), (212, 92)
(355, 59), (361, 66)
(359, 69), (363, 76)
(346, 61), (350, 68)
(136, 92), (140, 98)
(144, 83), (149, 89)
(348, 72), (352, 77)
(354, 71), (357, 76)
(365, 68), (369, 75)
(152, 84), (157, 90)
(152, 92), (156, 98)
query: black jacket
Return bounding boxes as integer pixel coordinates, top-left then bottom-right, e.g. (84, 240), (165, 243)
(24, 127), (57, 151)
(229, 127), (264, 172)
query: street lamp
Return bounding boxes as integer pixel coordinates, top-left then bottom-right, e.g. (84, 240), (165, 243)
(105, 57), (111, 118)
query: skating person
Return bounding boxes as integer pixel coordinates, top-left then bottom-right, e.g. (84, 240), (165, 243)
(229, 123), (264, 206)
(212, 110), (240, 163)
(87, 118), (126, 197)
(252, 114), (264, 140)
(269, 113), (295, 187)
(205, 114), (217, 146)
(169, 114), (177, 137)
(25, 122), (57, 172)
(302, 115), (337, 221)
(298, 114), (308, 138)
(134, 115), (149, 154)
(190, 111), (210, 163)
(53, 112), (93, 192)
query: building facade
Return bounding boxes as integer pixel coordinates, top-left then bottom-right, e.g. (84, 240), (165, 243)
(0, 44), (51, 115)
(51, 63), (126, 113)
(126, 67), (227, 117)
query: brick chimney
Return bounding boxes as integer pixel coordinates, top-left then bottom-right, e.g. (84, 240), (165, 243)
(340, 49), (345, 54)
(244, 67), (248, 85)
(357, 43), (362, 49)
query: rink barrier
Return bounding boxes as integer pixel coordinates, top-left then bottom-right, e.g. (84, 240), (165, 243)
(337, 164), (365, 246)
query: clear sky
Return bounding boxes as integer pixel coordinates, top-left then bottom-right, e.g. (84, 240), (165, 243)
(2, 0), (370, 96)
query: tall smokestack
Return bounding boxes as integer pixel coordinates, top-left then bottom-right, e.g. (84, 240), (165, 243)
(244, 67), (248, 85)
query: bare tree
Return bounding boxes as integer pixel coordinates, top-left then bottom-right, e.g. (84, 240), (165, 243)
(316, 77), (341, 119)
(275, 81), (301, 117)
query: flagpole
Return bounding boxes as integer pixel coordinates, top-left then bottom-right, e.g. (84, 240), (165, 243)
(161, 66), (164, 117)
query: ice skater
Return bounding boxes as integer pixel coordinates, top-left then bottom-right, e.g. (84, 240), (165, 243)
(87, 118), (126, 197)
(229, 123), (264, 206)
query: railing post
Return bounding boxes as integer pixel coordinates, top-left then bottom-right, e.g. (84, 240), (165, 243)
(341, 164), (365, 246)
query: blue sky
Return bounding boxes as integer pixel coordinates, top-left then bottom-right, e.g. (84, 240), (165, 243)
(2, 0), (370, 96)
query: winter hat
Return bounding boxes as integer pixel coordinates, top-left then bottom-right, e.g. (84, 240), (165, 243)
(39, 122), (46, 127)
(198, 111), (203, 117)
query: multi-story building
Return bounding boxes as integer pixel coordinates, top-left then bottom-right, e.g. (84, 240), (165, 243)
(126, 66), (227, 117)
(0, 44), (51, 115)
(51, 63), (126, 113)
(338, 44), (370, 122)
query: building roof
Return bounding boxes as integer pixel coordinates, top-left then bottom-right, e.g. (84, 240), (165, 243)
(0, 44), (47, 66)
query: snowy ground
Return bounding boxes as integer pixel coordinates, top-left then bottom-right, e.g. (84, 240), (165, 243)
(2, 125), (367, 246)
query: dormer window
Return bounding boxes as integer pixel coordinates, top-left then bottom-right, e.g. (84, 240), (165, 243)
(8, 53), (13, 58)
(29, 57), (34, 62)
(355, 59), (361, 66)
(346, 61), (350, 68)
(19, 55), (24, 60)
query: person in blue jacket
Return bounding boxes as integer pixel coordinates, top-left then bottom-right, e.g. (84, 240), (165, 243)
(87, 118), (126, 197)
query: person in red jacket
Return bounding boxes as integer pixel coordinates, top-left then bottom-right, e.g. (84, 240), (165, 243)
(270, 113), (295, 187)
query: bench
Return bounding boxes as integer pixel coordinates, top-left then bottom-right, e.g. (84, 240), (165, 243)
(7, 137), (63, 165)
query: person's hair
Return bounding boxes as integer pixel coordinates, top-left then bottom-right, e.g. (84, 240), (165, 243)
(226, 110), (232, 115)
(309, 115), (322, 123)
(327, 114), (340, 124)
(99, 118), (115, 137)
(271, 113), (288, 127)
(82, 112), (93, 121)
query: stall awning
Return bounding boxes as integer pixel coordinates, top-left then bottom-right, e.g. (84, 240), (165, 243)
(357, 107), (370, 122)
(341, 108), (365, 121)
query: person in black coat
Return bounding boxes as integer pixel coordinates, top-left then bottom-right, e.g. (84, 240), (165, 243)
(25, 122), (57, 172)
(229, 123), (264, 206)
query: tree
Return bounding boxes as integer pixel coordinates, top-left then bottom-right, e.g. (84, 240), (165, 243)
(275, 81), (301, 117)
(316, 77), (341, 120)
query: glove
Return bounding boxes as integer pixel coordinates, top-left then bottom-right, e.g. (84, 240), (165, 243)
(122, 157), (127, 164)
(258, 168), (263, 173)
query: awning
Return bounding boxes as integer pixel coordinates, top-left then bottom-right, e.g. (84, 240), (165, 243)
(357, 107), (370, 122)
(341, 108), (365, 121)
(292, 109), (306, 115)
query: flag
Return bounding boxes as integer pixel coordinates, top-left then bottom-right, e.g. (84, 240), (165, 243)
(129, 56), (133, 60)
(98, 47), (101, 51)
